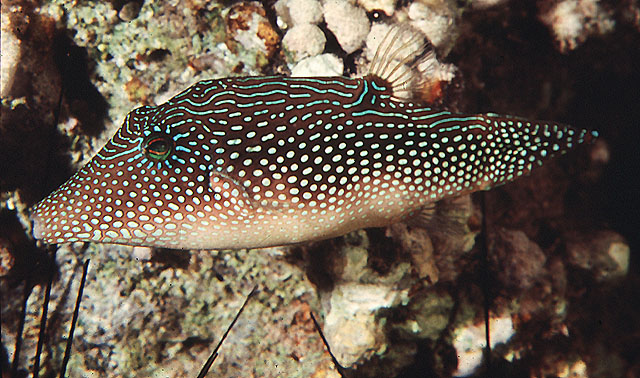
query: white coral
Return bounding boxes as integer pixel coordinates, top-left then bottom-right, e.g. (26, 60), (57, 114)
(283, 23), (326, 61)
(323, 283), (406, 366)
(453, 316), (515, 377)
(540, 0), (615, 52)
(324, 0), (371, 54)
(407, 2), (457, 50)
(275, 0), (323, 27)
(291, 53), (344, 76)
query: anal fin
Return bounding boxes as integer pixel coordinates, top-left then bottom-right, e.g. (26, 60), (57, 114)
(405, 196), (472, 236)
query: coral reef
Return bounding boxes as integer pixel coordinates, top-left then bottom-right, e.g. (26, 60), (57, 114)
(291, 53), (345, 77)
(539, 0), (615, 52)
(323, 0), (371, 54)
(2, 0), (639, 377)
(282, 23), (327, 61)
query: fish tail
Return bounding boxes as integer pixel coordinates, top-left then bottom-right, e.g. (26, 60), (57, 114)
(480, 113), (597, 185)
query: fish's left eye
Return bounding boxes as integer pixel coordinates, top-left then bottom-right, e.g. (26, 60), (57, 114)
(143, 135), (173, 160)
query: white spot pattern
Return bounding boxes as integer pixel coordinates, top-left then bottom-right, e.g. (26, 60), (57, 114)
(30, 76), (596, 249)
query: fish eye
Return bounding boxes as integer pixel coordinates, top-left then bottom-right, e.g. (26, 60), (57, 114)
(143, 135), (173, 160)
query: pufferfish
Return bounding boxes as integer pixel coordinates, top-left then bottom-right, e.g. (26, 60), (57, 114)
(30, 25), (597, 250)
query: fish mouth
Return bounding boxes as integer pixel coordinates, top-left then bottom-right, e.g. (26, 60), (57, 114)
(29, 205), (48, 242)
(29, 199), (61, 244)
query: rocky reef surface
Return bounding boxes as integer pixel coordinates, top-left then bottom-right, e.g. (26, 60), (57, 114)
(2, 1), (639, 377)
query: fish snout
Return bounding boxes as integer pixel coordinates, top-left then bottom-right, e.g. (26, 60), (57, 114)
(30, 204), (49, 242)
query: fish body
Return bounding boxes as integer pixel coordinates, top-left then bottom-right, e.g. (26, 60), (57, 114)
(30, 74), (596, 249)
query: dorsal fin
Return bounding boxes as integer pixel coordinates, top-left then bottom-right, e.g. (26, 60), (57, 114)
(365, 23), (438, 102)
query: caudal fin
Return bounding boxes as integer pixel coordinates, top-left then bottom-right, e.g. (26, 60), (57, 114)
(481, 113), (598, 186)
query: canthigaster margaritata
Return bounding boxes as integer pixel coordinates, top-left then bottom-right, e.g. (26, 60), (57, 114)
(30, 26), (597, 250)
